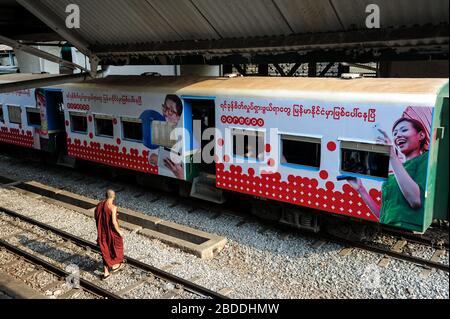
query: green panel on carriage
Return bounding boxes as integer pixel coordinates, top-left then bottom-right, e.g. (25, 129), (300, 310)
(425, 82), (449, 227)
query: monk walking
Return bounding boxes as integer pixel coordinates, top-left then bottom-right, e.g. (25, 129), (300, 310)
(95, 189), (125, 280)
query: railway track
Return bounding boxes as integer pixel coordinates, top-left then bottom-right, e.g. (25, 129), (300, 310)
(0, 240), (118, 299)
(0, 151), (448, 276)
(1, 150), (448, 245)
(321, 232), (448, 273)
(0, 207), (228, 299)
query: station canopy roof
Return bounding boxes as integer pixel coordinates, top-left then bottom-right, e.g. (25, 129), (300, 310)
(1, 0), (449, 64)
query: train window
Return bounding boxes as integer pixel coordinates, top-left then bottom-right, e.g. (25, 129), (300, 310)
(232, 129), (265, 160)
(151, 120), (177, 148)
(122, 117), (143, 142)
(26, 108), (41, 127)
(8, 105), (22, 124)
(281, 135), (321, 168)
(0, 105), (4, 123)
(340, 141), (390, 178)
(95, 115), (114, 138)
(70, 113), (88, 133)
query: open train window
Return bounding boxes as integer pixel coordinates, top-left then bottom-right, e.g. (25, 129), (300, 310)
(151, 120), (177, 148)
(95, 115), (114, 138)
(0, 105), (4, 123)
(232, 129), (265, 160)
(70, 113), (88, 133)
(8, 105), (22, 124)
(122, 117), (143, 142)
(281, 135), (321, 168)
(340, 141), (390, 178)
(26, 108), (41, 127)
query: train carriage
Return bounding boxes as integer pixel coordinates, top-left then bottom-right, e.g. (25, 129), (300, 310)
(0, 74), (64, 153)
(0, 74), (448, 235)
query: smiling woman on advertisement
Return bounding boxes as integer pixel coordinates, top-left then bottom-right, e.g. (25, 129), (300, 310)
(347, 107), (432, 231)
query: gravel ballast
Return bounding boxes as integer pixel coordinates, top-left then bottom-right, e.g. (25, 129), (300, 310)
(0, 156), (448, 299)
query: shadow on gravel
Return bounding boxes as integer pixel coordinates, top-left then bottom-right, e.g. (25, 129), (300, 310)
(17, 234), (102, 272)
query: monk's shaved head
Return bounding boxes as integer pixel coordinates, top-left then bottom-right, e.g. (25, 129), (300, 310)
(106, 189), (115, 199)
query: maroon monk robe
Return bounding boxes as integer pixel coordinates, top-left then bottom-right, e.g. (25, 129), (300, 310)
(95, 200), (124, 268)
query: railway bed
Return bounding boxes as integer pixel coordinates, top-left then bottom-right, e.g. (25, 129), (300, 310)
(0, 151), (448, 299)
(0, 156), (448, 274)
(0, 207), (227, 299)
(0, 150), (447, 248)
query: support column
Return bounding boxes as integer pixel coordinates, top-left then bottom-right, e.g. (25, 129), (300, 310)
(257, 64), (269, 76)
(222, 65), (233, 75)
(337, 63), (350, 77)
(308, 62), (317, 77)
(9, 52), (15, 66)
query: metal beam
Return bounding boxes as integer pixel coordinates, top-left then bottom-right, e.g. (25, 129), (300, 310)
(0, 73), (91, 94)
(273, 64), (286, 76)
(342, 62), (378, 72)
(319, 62), (335, 77)
(16, 0), (99, 73)
(0, 35), (89, 73)
(92, 24), (448, 58)
(287, 62), (302, 77)
(233, 64), (247, 76)
(308, 62), (317, 77)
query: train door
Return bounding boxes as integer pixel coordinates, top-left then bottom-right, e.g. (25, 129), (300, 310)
(433, 96), (449, 221)
(184, 98), (216, 175)
(425, 83), (449, 228)
(39, 89), (64, 153)
(45, 89), (75, 167)
(183, 97), (224, 203)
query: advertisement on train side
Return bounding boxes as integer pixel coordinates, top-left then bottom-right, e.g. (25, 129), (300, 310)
(216, 97), (434, 232)
(62, 89), (187, 181)
(0, 88), (43, 150)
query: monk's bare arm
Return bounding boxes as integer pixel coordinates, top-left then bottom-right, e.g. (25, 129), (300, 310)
(111, 207), (122, 237)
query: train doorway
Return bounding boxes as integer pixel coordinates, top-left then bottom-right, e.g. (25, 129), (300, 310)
(186, 98), (216, 175)
(184, 97), (224, 204)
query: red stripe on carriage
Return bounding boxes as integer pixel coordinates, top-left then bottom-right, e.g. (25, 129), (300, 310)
(0, 127), (35, 148)
(67, 138), (158, 175)
(216, 163), (381, 222)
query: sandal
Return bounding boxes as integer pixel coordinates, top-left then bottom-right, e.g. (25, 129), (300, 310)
(101, 273), (111, 281)
(111, 263), (125, 273)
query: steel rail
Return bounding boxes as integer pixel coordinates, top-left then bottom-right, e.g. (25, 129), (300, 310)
(0, 163), (448, 274)
(0, 239), (121, 299)
(0, 206), (228, 299)
(380, 226), (449, 249)
(320, 233), (449, 272)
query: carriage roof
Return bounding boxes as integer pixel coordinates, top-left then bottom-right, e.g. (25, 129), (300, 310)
(2, 74), (448, 104)
(59, 75), (448, 94)
(0, 73), (61, 84)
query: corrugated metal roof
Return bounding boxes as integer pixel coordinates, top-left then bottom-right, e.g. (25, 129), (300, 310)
(332, 0), (449, 29)
(17, 0), (449, 58)
(274, 0), (343, 33)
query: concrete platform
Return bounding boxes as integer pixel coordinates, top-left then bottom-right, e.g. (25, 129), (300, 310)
(0, 271), (46, 299)
(5, 180), (227, 259)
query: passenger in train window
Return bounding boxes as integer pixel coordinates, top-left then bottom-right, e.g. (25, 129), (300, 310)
(94, 189), (125, 280)
(347, 107), (432, 232)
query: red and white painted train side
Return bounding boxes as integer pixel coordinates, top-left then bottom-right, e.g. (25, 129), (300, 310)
(0, 75), (448, 233)
(0, 75), (40, 150)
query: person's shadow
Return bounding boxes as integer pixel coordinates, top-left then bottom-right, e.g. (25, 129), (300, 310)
(17, 234), (102, 273)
